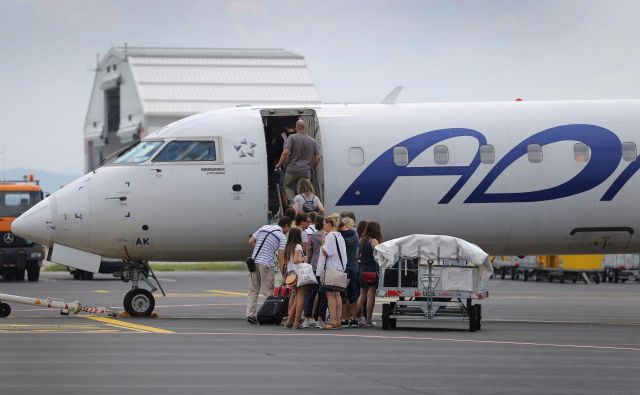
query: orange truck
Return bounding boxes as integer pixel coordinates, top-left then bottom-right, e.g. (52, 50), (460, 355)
(0, 178), (46, 281)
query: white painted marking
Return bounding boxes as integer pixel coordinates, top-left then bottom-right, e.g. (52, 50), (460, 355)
(175, 331), (640, 352)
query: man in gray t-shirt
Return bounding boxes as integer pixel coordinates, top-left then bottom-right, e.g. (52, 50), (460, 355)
(275, 119), (321, 203)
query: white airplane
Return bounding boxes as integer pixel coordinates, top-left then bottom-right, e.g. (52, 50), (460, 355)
(11, 99), (640, 315)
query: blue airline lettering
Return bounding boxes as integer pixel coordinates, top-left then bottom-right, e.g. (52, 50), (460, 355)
(601, 155), (640, 201)
(337, 124), (623, 206)
(465, 124), (620, 203)
(336, 128), (486, 206)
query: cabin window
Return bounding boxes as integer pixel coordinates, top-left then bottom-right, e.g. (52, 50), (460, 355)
(527, 144), (543, 163)
(622, 142), (637, 162)
(479, 144), (495, 164)
(393, 146), (409, 166)
(349, 147), (364, 166)
(574, 143), (590, 163)
(113, 141), (163, 164)
(153, 141), (217, 162)
(434, 145), (449, 165)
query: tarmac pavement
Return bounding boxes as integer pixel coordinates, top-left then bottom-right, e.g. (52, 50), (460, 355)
(1, 271), (639, 395)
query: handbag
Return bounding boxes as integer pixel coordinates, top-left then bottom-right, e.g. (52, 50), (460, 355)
(274, 285), (292, 298)
(285, 273), (298, 288)
(295, 262), (318, 287)
(322, 234), (349, 291)
(361, 271), (378, 285)
(246, 229), (279, 272)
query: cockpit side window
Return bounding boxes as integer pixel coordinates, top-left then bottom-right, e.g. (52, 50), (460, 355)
(113, 141), (163, 164)
(152, 141), (217, 162)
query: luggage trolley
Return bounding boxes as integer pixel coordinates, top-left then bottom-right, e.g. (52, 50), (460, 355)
(377, 238), (490, 332)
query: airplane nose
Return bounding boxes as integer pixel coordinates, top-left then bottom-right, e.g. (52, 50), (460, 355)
(11, 199), (52, 247)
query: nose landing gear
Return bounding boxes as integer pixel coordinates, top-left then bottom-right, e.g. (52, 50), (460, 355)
(115, 261), (165, 317)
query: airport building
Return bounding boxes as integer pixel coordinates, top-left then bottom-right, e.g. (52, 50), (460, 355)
(83, 46), (321, 171)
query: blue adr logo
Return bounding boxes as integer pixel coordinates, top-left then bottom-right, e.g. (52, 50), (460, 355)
(336, 124), (635, 206)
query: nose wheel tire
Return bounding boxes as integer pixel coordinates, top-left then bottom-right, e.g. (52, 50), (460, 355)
(123, 289), (155, 317)
(0, 302), (11, 318)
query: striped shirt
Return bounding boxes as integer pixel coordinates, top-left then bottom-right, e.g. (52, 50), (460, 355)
(251, 225), (287, 267)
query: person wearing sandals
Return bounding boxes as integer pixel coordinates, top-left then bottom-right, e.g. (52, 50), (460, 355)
(284, 228), (308, 328)
(316, 214), (347, 330)
(302, 215), (325, 328)
(356, 221), (383, 327)
(339, 217), (360, 327)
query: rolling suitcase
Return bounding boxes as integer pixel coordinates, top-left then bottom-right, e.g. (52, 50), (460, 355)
(257, 296), (288, 325)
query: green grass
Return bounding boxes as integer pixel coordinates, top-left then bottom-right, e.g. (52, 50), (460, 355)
(43, 264), (68, 272)
(150, 262), (246, 272)
(43, 262), (247, 272)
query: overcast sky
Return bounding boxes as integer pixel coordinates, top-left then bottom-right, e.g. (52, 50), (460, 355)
(1, 0), (639, 175)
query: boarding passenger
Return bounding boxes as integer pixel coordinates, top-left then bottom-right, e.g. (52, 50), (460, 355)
(356, 221), (383, 327)
(293, 179), (325, 215)
(357, 220), (368, 238)
(284, 207), (297, 224)
(302, 215), (325, 328)
(275, 119), (321, 204)
(284, 228), (308, 328)
(305, 212), (318, 236)
(317, 214), (347, 330)
(294, 213), (310, 254)
(246, 216), (291, 324)
(278, 123), (296, 208)
(339, 217), (360, 327)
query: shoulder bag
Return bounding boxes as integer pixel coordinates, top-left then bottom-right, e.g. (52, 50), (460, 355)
(322, 234), (349, 291)
(245, 229), (278, 272)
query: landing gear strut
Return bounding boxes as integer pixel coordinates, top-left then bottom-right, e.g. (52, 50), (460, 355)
(115, 261), (165, 317)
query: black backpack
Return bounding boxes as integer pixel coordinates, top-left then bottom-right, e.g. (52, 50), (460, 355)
(301, 195), (318, 213)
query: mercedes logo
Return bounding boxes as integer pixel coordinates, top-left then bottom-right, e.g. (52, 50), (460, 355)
(3, 233), (14, 244)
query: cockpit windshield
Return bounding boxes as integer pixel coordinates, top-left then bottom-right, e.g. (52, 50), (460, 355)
(152, 141), (217, 162)
(0, 191), (42, 217)
(113, 141), (164, 164)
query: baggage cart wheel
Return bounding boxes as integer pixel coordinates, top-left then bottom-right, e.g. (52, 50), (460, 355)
(476, 304), (482, 331)
(523, 270), (529, 282)
(0, 302), (10, 318)
(469, 305), (477, 332)
(123, 288), (155, 317)
(594, 274), (600, 284)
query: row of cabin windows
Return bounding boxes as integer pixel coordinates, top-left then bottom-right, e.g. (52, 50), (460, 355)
(378, 142), (639, 167)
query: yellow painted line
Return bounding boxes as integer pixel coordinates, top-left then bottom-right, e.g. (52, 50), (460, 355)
(94, 290), (112, 294)
(206, 290), (248, 297)
(83, 316), (175, 334)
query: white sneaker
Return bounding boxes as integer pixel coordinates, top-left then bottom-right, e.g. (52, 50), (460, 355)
(357, 317), (366, 327)
(301, 318), (311, 328)
(365, 321), (376, 327)
(308, 318), (316, 326)
(316, 320), (325, 328)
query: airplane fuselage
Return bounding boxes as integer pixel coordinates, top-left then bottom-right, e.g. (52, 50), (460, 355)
(12, 99), (640, 261)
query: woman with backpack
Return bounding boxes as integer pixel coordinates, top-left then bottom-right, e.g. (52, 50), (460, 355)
(356, 221), (383, 327)
(293, 179), (325, 215)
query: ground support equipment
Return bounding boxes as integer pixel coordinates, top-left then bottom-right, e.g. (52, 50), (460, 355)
(0, 292), (118, 318)
(379, 244), (488, 332)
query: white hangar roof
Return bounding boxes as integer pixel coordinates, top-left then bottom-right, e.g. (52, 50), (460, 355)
(109, 46), (321, 116)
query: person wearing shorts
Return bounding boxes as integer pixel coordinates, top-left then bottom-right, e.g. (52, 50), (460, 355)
(356, 221), (383, 327)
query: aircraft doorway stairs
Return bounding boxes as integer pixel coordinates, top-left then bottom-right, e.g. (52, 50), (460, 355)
(260, 109), (324, 220)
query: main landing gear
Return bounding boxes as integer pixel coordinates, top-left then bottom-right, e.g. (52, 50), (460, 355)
(115, 261), (165, 317)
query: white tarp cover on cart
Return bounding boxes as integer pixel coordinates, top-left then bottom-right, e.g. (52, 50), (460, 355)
(374, 234), (494, 288)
